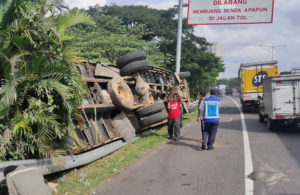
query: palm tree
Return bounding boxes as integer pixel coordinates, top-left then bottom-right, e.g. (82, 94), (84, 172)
(0, 0), (95, 160)
(0, 0), (11, 22)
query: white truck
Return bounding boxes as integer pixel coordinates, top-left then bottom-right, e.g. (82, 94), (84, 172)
(258, 74), (300, 130)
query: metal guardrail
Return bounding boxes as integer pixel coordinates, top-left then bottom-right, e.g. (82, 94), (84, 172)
(0, 140), (127, 183)
(190, 100), (199, 107)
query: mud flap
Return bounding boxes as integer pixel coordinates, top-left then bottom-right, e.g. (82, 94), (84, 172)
(113, 111), (136, 142)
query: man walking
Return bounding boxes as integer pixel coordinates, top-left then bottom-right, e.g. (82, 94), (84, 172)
(197, 88), (221, 150)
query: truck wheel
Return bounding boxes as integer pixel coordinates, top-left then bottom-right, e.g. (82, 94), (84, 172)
(242, 104), (248, 112)
(258, 113), (264, 122)
(178, 72), (191, 78)
(135, 102), (165, 118)
(140, 111), (168, 127)
(120, 60), (149, 76)
(116, 51), (146, 68)
(107, 77), (135, 110)
(267, 117), (277, 131)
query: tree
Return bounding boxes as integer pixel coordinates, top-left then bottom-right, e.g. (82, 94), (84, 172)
(102, 5), (179, 41)
(0, 0), (94, 160)
(280, 71), (292, 75)
(102, 5), (224, 98)
(69, 6), (166, 67)
(217, 77), (239, 89)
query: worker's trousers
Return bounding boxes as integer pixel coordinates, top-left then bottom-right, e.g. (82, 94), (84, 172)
(168, 117), (180, 138)
(202, 122), (219, 148)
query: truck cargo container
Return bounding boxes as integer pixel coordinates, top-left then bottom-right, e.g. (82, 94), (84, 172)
(258, 74), (300, 130)
(238, 60), (279, 111)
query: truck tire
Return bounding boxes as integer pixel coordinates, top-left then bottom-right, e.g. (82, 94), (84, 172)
(116, 51), (146, 68)
(120, 60), (149, 76)
(135, 102), (165, 118)
(258, 113), (264, 122)
(107, 77), (135, 110)
(140, 111), (168, 127)
(242, 104), (248, 113)
(179, 72), (191, 78)
(267, 117), (277, 131)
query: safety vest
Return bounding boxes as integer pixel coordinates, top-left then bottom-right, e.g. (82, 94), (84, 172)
(203, 96), (220, 123)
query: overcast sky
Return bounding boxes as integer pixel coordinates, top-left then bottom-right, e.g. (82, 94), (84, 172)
(65, 0), (299, 78)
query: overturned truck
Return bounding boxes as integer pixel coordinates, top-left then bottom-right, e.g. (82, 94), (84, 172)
(75, 51), (191, 151)
(0, 52), (192, 182)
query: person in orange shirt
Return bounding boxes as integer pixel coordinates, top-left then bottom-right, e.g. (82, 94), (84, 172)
(167, 90), (182, 141)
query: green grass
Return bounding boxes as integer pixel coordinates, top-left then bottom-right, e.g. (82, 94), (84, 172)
(1, 111), (198, 195)
(0, 184), (8, 195)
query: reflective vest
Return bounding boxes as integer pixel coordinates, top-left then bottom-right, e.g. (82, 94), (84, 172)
(203, 96), (220, 123)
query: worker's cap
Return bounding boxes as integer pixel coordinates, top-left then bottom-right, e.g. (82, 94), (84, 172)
(210, 88), (217, 95)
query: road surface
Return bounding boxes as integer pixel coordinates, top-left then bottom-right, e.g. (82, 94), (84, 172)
(96, 94), (300, 195)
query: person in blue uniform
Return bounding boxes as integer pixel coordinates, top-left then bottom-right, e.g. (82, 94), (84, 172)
(197, 88), (221, 150)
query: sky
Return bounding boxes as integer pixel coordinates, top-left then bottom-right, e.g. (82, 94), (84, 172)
(65, 0), (300, 78)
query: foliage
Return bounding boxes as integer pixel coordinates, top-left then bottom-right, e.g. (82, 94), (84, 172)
(0, 0), (11, 22)
(0, 2), (225, 160)
(69, 7), (166, 67)
(216, 77), (240, 89)
(0, 0), (94, 160)
(102, 5), (180, 41)
(280, 71), (292, 75)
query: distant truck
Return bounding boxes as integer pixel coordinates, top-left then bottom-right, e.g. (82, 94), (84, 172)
(218, 84), (227, 91)
(258, 74), (300, 130)
(238, 60), (279, 111)
(218, 84), (227, 96)
(225, 86), (232, 95)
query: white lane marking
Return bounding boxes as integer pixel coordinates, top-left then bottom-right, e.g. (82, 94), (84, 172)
(226, 96), (254, 195)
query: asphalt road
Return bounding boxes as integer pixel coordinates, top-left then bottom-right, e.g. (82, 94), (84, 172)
(96, 94), (300, 195)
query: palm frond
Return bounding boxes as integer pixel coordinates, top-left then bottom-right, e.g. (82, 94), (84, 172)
(26, 97), (62, 140)
(0, 78), (18, 106)
(0, 105), (10, 120)
(0, 0), (12, 24)
(0, 51), (31, 77)
(55, 10), (95, 41)
(61, 45), (82, 64)
(0, 0), (22, 29)
(0, 0), (88, 160)
(9, 51), (31, 75)
(13, 110), (32, 137)
(35, 78), (71, 100)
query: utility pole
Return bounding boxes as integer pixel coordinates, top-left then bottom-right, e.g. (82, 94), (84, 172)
(175, 0), (183, 73)
(258, 44), (287, 60)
